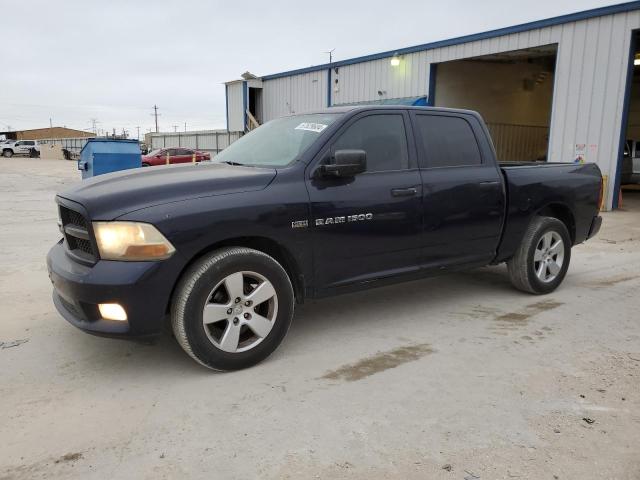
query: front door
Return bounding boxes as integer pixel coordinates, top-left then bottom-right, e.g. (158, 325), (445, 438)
(305, 111), (423, 292)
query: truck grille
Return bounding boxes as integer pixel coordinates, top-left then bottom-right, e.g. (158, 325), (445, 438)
(59, 205), (97, 262)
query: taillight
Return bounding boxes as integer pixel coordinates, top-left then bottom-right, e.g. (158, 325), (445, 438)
(597, 176), (604, 211)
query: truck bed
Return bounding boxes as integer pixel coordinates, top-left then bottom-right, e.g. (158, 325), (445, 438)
(495, 161), (602, 263)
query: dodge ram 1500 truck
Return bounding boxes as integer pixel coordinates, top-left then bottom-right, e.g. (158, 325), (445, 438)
(47, 106), (603, 370)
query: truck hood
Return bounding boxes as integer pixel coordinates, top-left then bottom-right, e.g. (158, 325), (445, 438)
(58, 162), (277, 220)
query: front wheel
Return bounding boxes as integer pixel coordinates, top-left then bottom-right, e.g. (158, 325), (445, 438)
(507, 216), (571, 294)
(3, 150), (13, 158)
(171, 247), (294, 370)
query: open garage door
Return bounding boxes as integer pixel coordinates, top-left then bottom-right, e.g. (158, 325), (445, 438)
(618, 31), (640, 211)
(433, 45), (557, 162)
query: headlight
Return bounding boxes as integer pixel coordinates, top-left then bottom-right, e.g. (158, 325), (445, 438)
(93, 222), (175, 261)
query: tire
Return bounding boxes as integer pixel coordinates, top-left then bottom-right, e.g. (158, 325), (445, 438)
(141, 162), (150, 167)
(171, 247), (294, 371)
(3, 149), (13, 158)
(507, 216), (571, 294)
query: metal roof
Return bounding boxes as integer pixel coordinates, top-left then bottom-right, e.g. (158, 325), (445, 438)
(261, 1), (640, 80)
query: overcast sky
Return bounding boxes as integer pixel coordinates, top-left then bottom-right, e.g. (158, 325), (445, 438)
(0, 0), (623, 137)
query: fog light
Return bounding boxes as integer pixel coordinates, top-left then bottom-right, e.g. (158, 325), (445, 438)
(98, 303), (127, 321)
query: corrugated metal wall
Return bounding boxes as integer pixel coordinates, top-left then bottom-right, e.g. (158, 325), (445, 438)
(332, 51), (430, 104)
(149, 130), (242, 155)
(227, 81), (245, 132)
(262, 70), (327, 120)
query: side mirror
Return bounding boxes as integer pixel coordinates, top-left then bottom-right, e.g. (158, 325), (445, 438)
(321, 149), (366, 177)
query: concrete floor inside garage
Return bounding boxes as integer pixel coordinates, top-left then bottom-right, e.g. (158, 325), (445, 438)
(1, 158), (640, 479)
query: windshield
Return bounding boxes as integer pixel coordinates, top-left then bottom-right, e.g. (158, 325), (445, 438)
(147, 149), (163, 157)
(214, 113), (341, 167)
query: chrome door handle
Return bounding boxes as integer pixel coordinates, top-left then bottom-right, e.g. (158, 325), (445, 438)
(391, 187), (418, 197)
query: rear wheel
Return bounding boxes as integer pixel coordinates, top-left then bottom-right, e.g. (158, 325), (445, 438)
(507, 216), (571, 294)
(3, 149), (13, 158)
(141, 162), (150, 167)
(171, 247), (294, 370)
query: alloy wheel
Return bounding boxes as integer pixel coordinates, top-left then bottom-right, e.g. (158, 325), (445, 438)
(202, 271), (278, 353)
(533, 231), (564, 283)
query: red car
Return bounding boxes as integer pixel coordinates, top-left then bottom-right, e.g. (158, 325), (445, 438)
(142, 148), (211, 166)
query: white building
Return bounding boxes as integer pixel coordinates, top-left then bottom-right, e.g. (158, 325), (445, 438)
(225, 1), (640, 210)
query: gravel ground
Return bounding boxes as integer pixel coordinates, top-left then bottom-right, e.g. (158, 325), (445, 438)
(1, 158), (639, 480)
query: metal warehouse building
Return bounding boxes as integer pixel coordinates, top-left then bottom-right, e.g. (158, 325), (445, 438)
(225, 1), (640, 210)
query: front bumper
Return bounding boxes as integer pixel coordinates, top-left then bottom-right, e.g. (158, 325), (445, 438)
(46, 240), (179, 338)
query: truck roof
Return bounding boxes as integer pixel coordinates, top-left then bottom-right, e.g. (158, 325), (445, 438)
(305, 105), (483, 117)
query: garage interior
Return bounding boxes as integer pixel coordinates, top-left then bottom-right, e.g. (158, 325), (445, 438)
(620, 30), (640, 210)
(433, 45), (557, 163)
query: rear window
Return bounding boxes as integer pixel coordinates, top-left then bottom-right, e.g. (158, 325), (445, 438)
(414, 115), (482, 168)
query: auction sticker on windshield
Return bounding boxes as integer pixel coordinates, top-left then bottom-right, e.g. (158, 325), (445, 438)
(295, 122), (328, 133)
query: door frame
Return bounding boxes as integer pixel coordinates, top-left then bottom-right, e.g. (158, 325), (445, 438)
(613, 28), (640, 209)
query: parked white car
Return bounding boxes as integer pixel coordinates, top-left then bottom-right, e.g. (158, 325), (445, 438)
(2, 140), (40, 157)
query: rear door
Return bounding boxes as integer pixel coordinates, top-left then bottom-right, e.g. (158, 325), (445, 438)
(306, 110), (423, 291)
(410, 112), (504, 268)
(165, 148), (180, 164)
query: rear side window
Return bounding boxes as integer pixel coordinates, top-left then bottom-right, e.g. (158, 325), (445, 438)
(333, 114), (409, 172)
(415, 115), (482, 168)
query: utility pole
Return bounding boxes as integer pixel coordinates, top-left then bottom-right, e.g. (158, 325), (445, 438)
(184, 122), (187, 132)
(172, 125), (179, 132)
(151, 105), (160, 132)
(49, 118), (53, 128)
(324, 48), (335, 64)
(90, 118), (99, 135)
(136, 126), (141, 139)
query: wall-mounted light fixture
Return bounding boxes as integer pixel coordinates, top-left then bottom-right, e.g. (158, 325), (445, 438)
(390, 54), (400, 67)
(635, 53), (640, 66)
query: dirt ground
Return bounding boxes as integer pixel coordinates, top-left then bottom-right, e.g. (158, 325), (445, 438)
(1, 158), (639, 480)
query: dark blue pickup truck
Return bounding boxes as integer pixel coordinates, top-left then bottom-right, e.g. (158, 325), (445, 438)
(47, 106), (603, 370)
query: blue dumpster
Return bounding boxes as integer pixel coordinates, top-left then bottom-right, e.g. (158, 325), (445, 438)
(78, 139), (142, 179)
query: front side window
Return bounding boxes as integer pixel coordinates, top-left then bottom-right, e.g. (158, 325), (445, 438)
(415, 115), (482, 168)
(214, 113), (341, 167)
(333, 114), (409, 172)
